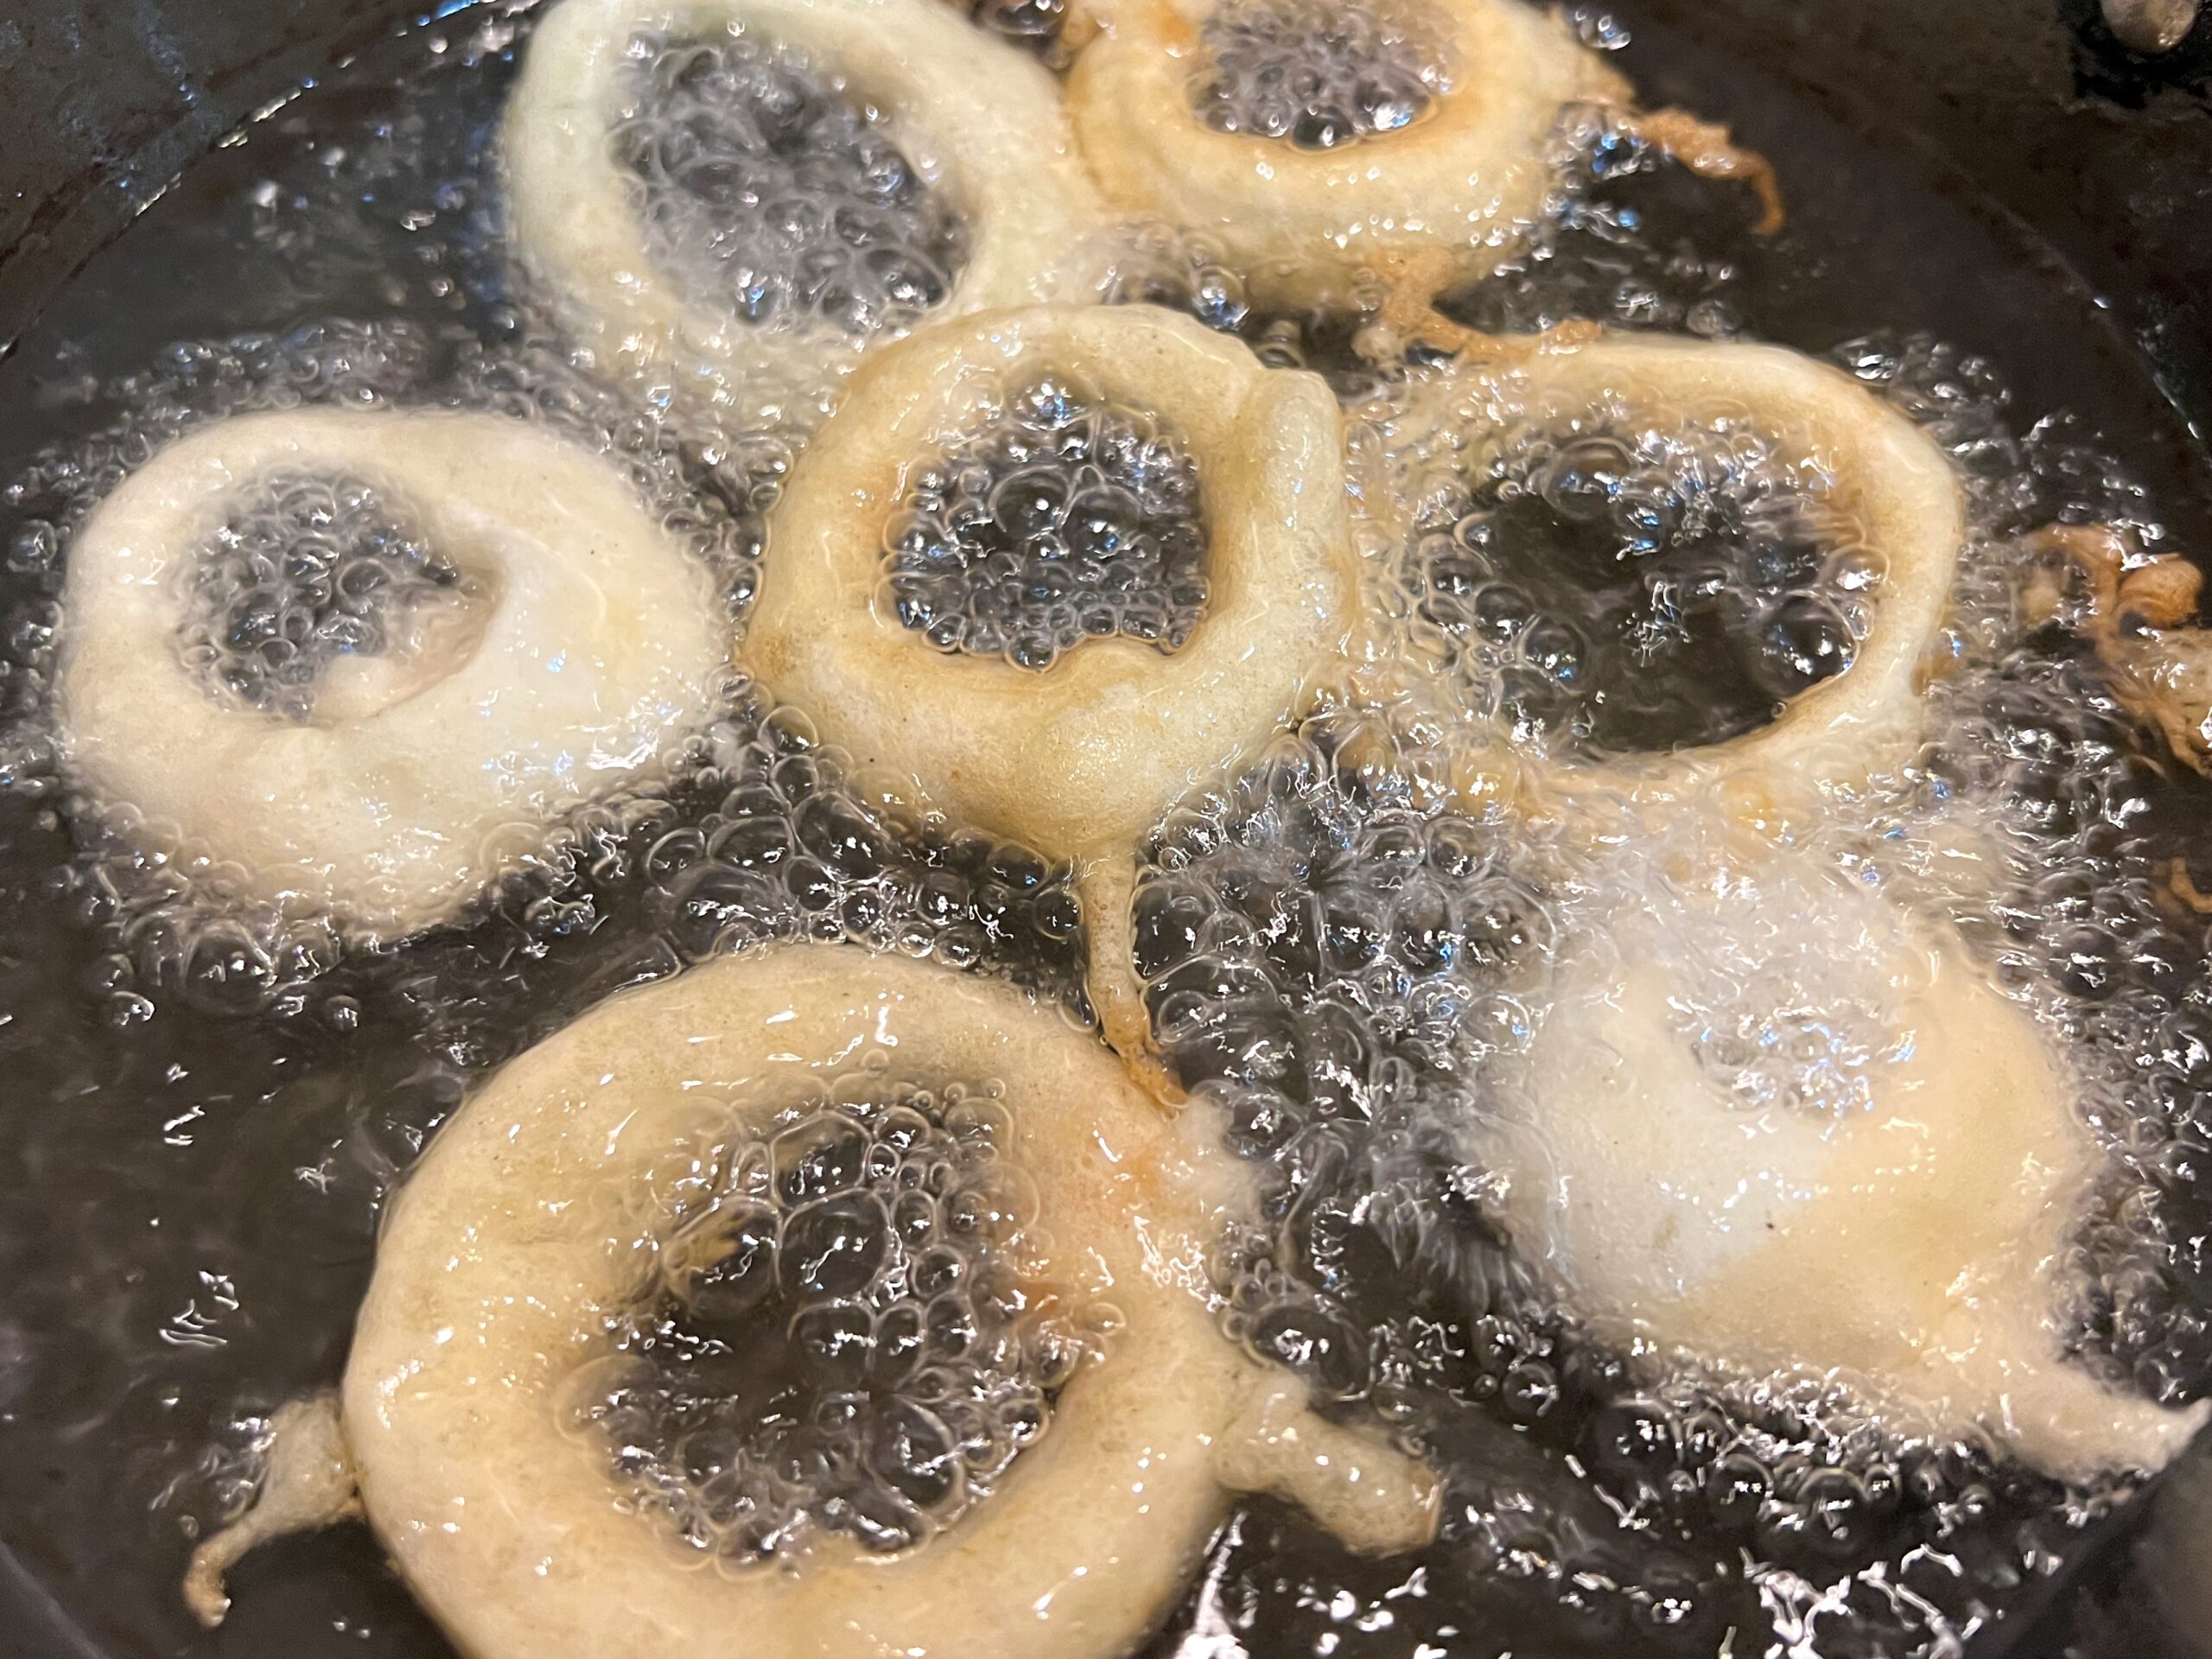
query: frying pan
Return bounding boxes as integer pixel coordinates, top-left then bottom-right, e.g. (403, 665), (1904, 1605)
(0, 0), (2209, 1655)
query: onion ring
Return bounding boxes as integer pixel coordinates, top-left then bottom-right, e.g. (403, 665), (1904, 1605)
(1068, 0), (1779, 313)
(505, 0), (1105, 429)
(741, 305), (1360, 1082)
(1480, 837), (2208, 1483)
(1375, 329), (1966, 815)
(188, 946), (1438, 1651)
(55, 407), (725, 938)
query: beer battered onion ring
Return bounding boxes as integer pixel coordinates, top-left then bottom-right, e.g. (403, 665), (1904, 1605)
(55, 408), (724, 938)
(1067, 0), (1778, 312)
(1481, 842), (2207, 1483)
(741, 306), (1359, 1082)
(1394, 330), (1966, 812)
(190, 946), (1438, 1652)
(505, 0), (1104, 428)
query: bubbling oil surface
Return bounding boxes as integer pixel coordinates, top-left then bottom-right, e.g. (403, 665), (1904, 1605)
(613, 30), (969, 340)
(0, 4), (2208, 1659)
(1396, 415), (1866, 754)
(881, 377), (1210, 670)
(1193, 0), (1454, 150)
(177, 471), (484, 722)
(563, 1080), (1080, 1567)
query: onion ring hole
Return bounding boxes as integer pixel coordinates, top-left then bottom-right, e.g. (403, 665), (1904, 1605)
(55, 408), (727, 938)
(1368, 333), (1967, 806)
(505, 0), (1104, 429)
(1410, 416), (1869, 758)
(881, 377), (1209, 671)
(187, 947), (1439, 1654)
(612, 31), (970, 341)
(176, 470), (489, 724)
(562, 1081), (1077, 1565)
(743, 305), (1359, 1077)
(1192, 0), (1454, 150)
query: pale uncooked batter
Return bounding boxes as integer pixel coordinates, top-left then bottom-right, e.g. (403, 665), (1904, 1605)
(1484, 834), (2206, 1483)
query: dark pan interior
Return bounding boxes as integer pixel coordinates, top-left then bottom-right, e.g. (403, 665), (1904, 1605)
(1, 1), (2210, 1655)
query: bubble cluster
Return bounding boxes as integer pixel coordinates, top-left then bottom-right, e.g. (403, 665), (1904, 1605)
(1161, 328), (2212, 1659)
(173, 471), (481, 721)
(1137, 696), (1548, 1161)
(1193, 0), (1453, 150)
(0, 25), (1090, 1655)
(1832, 336), (2212, 1417)
(1135, 316), (2212, 1644)
(1139, 690), (2168, 1657)
(1393, 412), (1872, 756)
(618, 701), (1085, 980)
(1131, 696), (1576, 1483)
(1436, 102), (1757, 342)
(880, 378), (1210, 670)
(1671, 938), (1891, 1122)
(2, 325), (1085, 1027)
(567, 1079), (1082, 1563)
(1087, 220), (1254, 340)
(612, 31), (969, 339)
(267, 683), (1094, 1081)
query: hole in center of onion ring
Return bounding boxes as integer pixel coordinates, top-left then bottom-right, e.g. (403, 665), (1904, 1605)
(610, 30), (972, 339)
(173, 469), (496, 725)
(556, 1077), (1090, 1566)
(879, 377), (1211, 671)
(1192, 0), (1457, 151)
(1408, 420), (1877, 756)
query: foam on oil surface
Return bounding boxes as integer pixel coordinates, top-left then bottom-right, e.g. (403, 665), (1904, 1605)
(881, 377), (1209, 670)
(1193, 0), (1454, 150)
(613, 31), (969, 339)
(1836, 337), (2212, 1419)
(563, 1080), (1078, 1565)
(1136, 700), (1548, 1157)
(1084, 219), (1255, 339)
